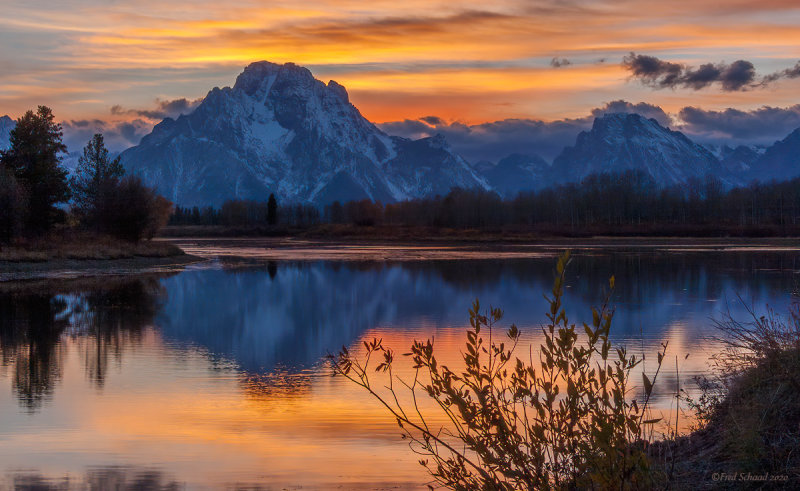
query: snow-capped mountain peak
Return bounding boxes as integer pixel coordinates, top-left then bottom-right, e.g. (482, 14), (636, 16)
(551, 112), (737, 186)
(120, 61), (488, 206)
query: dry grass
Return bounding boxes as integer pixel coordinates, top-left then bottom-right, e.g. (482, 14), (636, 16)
(0, 232), (184, 263)
(661, 302), (800, 488)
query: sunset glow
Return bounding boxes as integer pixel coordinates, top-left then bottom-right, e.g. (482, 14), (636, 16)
(2, 0), (800, 126)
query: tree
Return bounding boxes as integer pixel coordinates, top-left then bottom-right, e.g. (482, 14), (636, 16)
(0, 106), (70, 234)
(94, 176), (172, 242)
(0, 169), (26, 242)
(267, 193), (278, 226)
(70, 133), (124, 223)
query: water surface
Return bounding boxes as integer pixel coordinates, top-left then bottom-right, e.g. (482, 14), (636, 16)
(1, 243), (798, 489)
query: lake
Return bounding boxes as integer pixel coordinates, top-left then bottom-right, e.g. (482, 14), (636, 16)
(1, 240), (798, 489)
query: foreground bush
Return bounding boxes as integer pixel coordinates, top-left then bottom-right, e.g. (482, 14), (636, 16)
(677, 302), (800, 485)
(332, 252), (668, 489)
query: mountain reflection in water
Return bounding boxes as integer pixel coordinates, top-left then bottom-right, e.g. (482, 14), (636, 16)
(158, 252), (797, 372)
(0, 249), (797, 489)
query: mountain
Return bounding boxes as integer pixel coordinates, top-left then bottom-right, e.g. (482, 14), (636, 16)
(0, 115), (13, 150)
(718, 145), (763, 174)
(749, 128), (800, 182)
(119, 61), (487, 206)
(476, 153), (549, 198)
(551, 113), (737, 187)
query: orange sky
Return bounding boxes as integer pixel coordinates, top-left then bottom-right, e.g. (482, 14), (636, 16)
(1, 0), (800, 125)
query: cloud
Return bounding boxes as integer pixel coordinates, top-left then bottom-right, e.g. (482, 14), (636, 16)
(676, 105), (800, 144)
(550, 57), (571, 68)
(590, 100), (671, 127)
(59, 97), (203, 153)
(380, 117), (587, 163)
(110, 97), (202, 120)
(622, 53), (760, 91)
(61, 118), (153, 153)
(419, 115), (445, 125)
(379, 100), (675, 163)
(761, 61), (800, 84)
(381, 100), (800, 163)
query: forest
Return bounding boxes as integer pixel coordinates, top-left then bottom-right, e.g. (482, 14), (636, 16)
(169, 170), (800, 236)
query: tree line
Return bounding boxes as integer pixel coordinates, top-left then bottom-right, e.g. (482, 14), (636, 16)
(168, 169), (800, 235)
(0, 106), (171, 244)
(170, 194), (321, 228)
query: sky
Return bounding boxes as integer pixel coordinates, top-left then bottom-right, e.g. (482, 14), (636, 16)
(2, 0), (800, 160)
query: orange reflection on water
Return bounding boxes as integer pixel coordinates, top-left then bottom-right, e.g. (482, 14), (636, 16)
(0, 271), (747, 489)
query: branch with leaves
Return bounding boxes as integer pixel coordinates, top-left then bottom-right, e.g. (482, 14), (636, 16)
(331, 252), (669, 489)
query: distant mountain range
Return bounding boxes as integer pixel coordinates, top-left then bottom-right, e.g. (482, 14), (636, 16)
(2, 61), (800, 205)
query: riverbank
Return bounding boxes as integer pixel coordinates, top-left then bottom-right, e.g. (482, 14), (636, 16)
(0, 234), (205, 281)
(653, 307), (800, 488)
(164, 236), (800, 263)
(0, 233), (188, 262)
(160, 223), (800, 240)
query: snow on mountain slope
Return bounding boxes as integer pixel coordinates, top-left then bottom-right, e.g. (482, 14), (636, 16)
(551, 113), (739, 187)
(119, 62), (488, 206)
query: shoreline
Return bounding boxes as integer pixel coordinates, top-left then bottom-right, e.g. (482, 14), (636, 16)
(4, 235), (799, 280)
(159, 224), (800, 241)
(0, 253), (207, 282)
(166, 236), (800, 262)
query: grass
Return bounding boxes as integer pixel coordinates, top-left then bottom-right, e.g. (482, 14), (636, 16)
(662, 303), (800, 488)
(0, 232), (185, 262)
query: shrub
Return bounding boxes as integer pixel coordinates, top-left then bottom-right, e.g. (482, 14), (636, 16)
(95, 176), (172, 242)
(332, 252), (668, 489)
(681, 302), (800, 480)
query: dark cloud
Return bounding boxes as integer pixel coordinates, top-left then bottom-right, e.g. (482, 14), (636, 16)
(761, 61), (800, 84)
(676, 105), (800, 144)
(381, 101), (800, 163)
(550, 57), (572, 68)
(380, 117), (587, 163)
(61, 118), (153, 153)
(111, 97), (202, 120)
(420, 115), (445, 126)
(623, 53), (683, 88)
(379, 100), (675, 163)
(718, 60), (757, 91)
(622, 53), (773, 91)
(590, 100), (671, 127)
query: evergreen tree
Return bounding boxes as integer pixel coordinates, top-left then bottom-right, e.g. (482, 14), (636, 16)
(70, 133), (124, 222)
(267, 193), (278, 225)
(0, 106), (70, 233)
(0, 169), (25, 242)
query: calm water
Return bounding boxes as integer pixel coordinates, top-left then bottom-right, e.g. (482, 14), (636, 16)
(1, 244), (798, 489)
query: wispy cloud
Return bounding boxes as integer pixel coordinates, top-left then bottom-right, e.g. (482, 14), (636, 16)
(3, 0), (800, 122)
(110, 97), (203, 120)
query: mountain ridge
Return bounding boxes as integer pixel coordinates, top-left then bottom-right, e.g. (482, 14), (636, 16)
(549, 113), (738, 187)
(119, 61), (488, 206)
